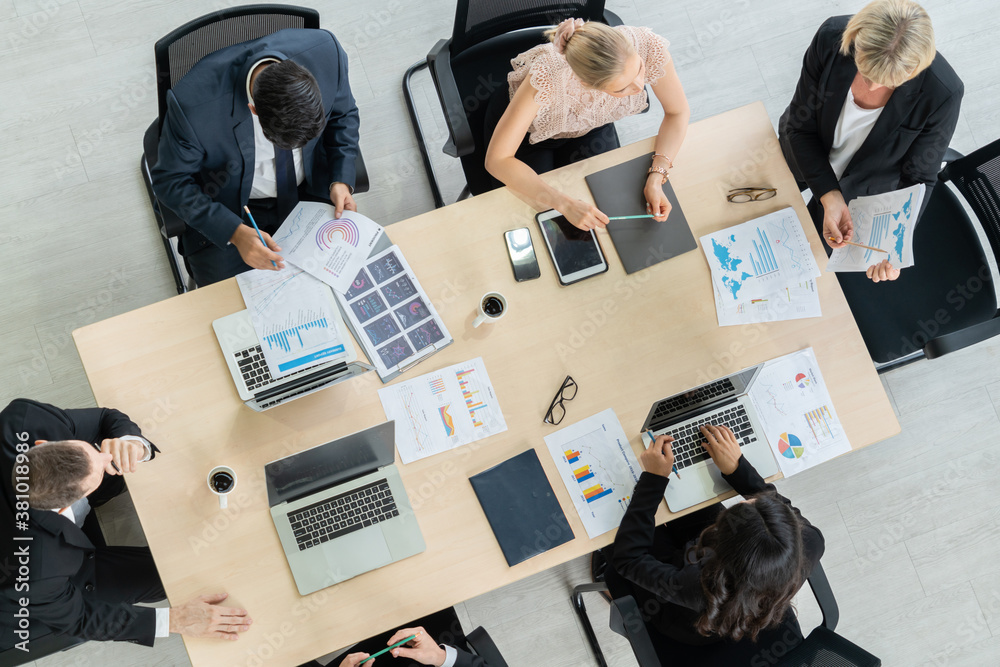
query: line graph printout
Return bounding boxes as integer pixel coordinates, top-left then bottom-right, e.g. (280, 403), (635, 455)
(272, 202), (383, 294)
(713, 279), (821, 327)
(378, 357), (507, 463)
(544, 409), (641, 538)
(747, 347), (851, 477)
(827, 184), (924, 272)
(236, 267), (347, 378)
(701, 207), (820, 303)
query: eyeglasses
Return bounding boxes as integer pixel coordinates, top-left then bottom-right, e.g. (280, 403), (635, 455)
(544, 375), (578, 425)
(727, 187), (777, 203)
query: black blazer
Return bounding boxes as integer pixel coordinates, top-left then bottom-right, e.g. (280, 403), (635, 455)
(0, 400), (159, 647)
(612, 457), (824, 643)
(150, 28), (361, 254)
(778, 16), (963, 215)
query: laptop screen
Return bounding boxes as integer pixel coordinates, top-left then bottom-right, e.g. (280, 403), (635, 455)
(265, 421), (396, 506)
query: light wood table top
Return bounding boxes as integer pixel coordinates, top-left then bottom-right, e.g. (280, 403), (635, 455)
(74, 102), (898, 666)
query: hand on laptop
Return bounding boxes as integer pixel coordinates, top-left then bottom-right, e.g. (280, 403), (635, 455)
(168, 593), (252, 640)
(640, 435), (675, 478)
(700, 425), (741, 475)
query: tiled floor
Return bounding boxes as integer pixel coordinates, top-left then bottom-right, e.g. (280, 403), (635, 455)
(4, 0), (1000, 665)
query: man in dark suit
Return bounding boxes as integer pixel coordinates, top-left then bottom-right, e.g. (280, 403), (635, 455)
(150, 28), (361, 286)
(778, 5), (962, 283)
(0, 399), (251, 650)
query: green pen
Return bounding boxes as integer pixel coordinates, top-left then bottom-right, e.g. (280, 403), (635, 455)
(646, 430), (680, 479)
(608, 214), (656, 220)
(359, 632), (420, 664)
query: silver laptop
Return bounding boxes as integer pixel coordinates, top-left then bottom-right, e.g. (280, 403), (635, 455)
(212, 299), (372, 411)
(265, 421), (425, 596)
(640, 365), (779, 512)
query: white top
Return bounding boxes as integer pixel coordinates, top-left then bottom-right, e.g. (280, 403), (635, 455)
(828, 88), (884, 180)
(246, 58), (306, 199)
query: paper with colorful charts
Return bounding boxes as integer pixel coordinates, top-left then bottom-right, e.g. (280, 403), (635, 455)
(747, 347), (852, 477)
(272, 202), (384, 294)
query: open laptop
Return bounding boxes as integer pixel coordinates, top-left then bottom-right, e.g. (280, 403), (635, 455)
(212, 295), (372, 411)
(265, 421), (425, 596)
(640, 365), (779, 512)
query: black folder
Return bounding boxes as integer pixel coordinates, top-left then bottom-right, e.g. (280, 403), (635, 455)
(585, 152), (698, 274)
(469, 449), (574, 567)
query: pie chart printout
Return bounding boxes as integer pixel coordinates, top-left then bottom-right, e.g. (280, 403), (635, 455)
(778, 432), (805, 459)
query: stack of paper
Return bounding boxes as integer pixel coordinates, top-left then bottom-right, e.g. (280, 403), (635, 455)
(826, 184), (925, 272)
(701, 207), (822, 327)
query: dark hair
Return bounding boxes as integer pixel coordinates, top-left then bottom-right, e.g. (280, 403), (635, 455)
(694, 492), (807, 641)
(23, 441), (92, 510)
(252, 60), (326, 150)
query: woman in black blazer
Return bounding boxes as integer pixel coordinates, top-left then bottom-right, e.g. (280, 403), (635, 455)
(610, 426), (824, 645)
(779, 0), (963, 283)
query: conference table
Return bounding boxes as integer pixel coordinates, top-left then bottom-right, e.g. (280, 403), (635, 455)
(74, 101), (899, 666)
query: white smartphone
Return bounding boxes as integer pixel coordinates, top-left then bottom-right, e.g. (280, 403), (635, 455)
(535, 209), (609, 285)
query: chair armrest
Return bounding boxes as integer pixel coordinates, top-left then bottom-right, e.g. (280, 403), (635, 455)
(942, 147), (965, 165)
(924, 315), (1000, 359)
(427, 39), (475, 158)
(610, 596), (660, 667)
(466, 626), (509, 667)
(603, 9), (624, 26)
(806, 561), (839, 631)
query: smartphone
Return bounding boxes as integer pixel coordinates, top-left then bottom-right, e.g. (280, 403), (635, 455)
(504, 228), (541, 282)
(535, 210), (609, 285)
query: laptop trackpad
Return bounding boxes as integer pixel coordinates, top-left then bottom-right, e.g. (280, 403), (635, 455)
(326, 529), (392, 579)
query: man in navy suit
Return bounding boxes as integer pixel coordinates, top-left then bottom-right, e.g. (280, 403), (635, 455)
(151, 28), (361, 286)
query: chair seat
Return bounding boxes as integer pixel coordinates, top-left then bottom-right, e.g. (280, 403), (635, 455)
(837, 182), (997, 363)
(776, 625), (881, 667)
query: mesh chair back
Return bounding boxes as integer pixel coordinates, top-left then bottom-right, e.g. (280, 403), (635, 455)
(941, 137), (1000, 268)
(451, 0), (606, 55)
(153, 5), (320, 124)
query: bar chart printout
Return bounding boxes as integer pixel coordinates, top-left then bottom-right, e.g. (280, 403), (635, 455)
(827, 183), (924, 272)
(545, 409), (642, 538)
(236, 267), (348, 378)
(379, 357), (508, 463)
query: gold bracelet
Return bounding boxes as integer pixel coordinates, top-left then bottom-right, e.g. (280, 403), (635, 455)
(652, 153), (673, 168)
(647, 166), (669, 185)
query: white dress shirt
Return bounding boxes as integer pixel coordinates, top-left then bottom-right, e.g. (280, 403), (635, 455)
(246, 58), (306, 199)
(828, 87), (885, 180)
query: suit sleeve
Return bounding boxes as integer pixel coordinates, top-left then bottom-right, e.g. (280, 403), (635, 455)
(784, 20), (842, 200)
(27, 575), (157, 646)
(150, 91), (245, 248)
(61, 407), (158, 459)
(899, 84), (964, 219)
(721, 456), (825, 569)
(320, 32), (360, 190)
(611, 472), (706, 610)
(452, 646), (488, 667)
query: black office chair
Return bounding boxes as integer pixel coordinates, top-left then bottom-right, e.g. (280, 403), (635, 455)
(140, 4), (370, 293)
(402, 0), (623, 208)
(835, 140), (1000, 370)
(573, 558), (880, 667)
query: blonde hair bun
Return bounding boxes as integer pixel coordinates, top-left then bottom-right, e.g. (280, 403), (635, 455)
(545, 19), (634, 89)
(841, 0), (935, 87)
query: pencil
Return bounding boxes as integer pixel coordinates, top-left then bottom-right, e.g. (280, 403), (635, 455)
(828, 237), (887, 253)
(359, 632), (420, 664)
(243, 206), (278, 268)
(645, 431), (681, 479)
(92, 442), (122, 474)
(608, 214), (656, 220)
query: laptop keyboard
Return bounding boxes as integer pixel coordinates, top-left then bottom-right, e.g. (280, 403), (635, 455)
(660, 405), (757, 470)
(652, 378), (735, 421)
(235, 345), (315, 391)
(288, 479), (398, 551)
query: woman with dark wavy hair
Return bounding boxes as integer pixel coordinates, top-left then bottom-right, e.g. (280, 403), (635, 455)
(611, 425), (824, 646)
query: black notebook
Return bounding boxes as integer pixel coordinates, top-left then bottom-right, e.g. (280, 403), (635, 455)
(469, 449), (574, 567)
(585, 152), (698, 274)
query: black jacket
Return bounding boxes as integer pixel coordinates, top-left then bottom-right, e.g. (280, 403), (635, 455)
(779, 16), (963, 216)
(612, 457), (824, 642)
(0, 399), (159, 647)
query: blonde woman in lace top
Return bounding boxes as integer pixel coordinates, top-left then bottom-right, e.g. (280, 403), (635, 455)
(485, 19), (689, 231)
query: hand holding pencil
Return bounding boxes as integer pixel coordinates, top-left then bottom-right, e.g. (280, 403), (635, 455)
(229, 206), (284, 271)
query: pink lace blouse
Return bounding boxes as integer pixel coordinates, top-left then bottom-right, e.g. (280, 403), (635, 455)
(508, 26), (671, 144)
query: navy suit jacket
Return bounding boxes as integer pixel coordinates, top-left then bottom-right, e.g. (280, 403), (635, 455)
(779, 16), (963, 216)
(150, 28), (360, 253)
(0, 400), (159, 647)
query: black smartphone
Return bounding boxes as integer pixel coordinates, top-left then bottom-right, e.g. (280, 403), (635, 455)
(504, 228), (541, 281)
